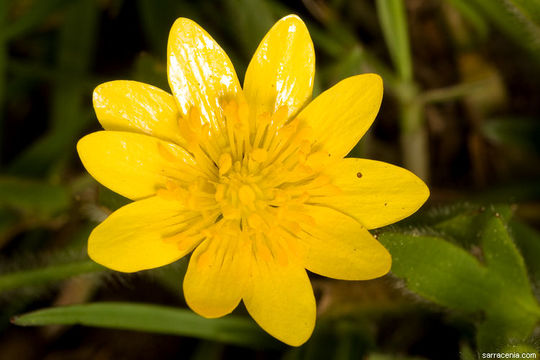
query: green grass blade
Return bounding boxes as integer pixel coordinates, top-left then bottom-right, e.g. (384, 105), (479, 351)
(0, 260), (103, 292)
(8, 0), (98, 176)
(375, 0), (413, 82)
(460, 0), (540, 61)
(13, 302), (280, 348)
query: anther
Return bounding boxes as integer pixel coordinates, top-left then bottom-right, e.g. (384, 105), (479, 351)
(218, 153), (232, 176)
(214, 183), (226, 202)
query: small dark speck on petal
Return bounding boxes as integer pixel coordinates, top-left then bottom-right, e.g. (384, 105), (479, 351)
(384, 203), (388, 206)
(356, 172), (362, 178)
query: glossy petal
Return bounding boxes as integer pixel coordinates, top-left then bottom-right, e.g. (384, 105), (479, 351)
(244, 15), (315, 120)
(297, 74), (383, 159)
(299, 205), (391, 280)
(88, 196), (199, 272)
(77, 131), (197, 200)
(167, 18), (241, 132)
(315, 158), (429, 229)
(93, 81), (185, 146)
(243, 250), (315, 346)
(184, 236), (250, 318)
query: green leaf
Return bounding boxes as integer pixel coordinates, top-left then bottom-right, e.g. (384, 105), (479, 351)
(482, 117), (540, 153)
(379, 207), (540, 352)
(0, 176), (69, 217)
(379, 233), (489, 312)
(13, 302), (279, 348)
(480, 217), (531, 298)
(375, 0), (413, 82)
(508, 220), (540, 283)
(476, 312), (536, 353)
(0, 260), (103, 293)
(507, 0), (540, 33)
(501, 344), (539, 358)
(476, 217), (539, 351)
(432, 204), (512, 245)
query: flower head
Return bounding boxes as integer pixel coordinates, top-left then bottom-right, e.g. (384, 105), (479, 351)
(77, 15), (429, 345)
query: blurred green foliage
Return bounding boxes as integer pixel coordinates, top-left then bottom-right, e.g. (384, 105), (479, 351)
(380, 205), (540, 353)
(12, 302), (279, 349)
(0, 0), (539, 359)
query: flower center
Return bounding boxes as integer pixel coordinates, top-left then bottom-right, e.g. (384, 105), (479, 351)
(214, 156), (266, 221)
(157, 98), (341, 258)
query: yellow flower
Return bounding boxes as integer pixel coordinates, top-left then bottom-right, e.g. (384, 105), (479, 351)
(77, 15), (429, 346)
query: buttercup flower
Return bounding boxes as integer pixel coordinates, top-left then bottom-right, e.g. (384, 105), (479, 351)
(77, 15), (429, 345)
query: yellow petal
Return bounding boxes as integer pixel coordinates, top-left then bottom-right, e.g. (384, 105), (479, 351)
(88, 196), (198, 272)
(93, 81), (185, 146)
(77, 131), (197, 200)
(315, 158), (429, 229)
(298, 205), (391, 280)
(167, 18), (241, 132)
(184, 236), (250, 318)
(296, 74), (383, 159)
(243, 250), (315, 346)
(244, 15), (315, 120)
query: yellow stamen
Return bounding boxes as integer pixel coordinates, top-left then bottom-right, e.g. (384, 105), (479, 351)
(214, 183), (226, 202)
(218, 153), (232, 176)
(251, 148), (268, 162)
